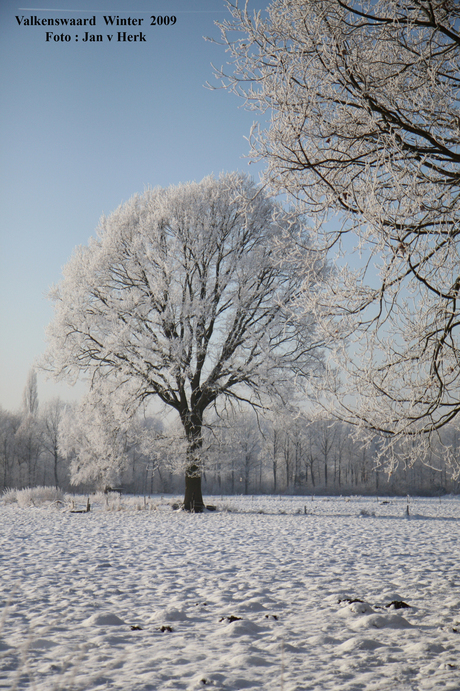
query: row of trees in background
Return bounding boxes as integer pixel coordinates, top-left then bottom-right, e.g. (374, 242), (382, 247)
(1, 369), (458, 497)
(0, 372), (64, 490)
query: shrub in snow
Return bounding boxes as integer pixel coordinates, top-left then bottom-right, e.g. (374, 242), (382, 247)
(2, 486), (65, 507)
(359, 508), (376, 517)
(2, 488), (18, 504)
(219, 504), (238, 513)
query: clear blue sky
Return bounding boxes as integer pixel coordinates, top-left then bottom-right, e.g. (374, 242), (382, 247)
(0, 0), (268, 411)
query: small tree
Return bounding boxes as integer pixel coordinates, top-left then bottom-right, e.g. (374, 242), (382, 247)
(23, 369), (39, 417)
(44, 173), (323, 509)
(16, 369), (42, 486)
(41, 398), (66, 488)
(58, 391), (140, 492)
(217, 2), (460, 474)
(0, 408), (21, 489)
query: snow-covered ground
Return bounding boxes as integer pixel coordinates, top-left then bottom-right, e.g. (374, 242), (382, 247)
(1, 494), (460, 690)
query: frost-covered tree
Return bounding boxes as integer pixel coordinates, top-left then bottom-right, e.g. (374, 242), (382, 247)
(217, 2), (460, 473)
(23, 369), (38, 417)
(41, 398), (66, 488)
(44, 173), (323, 510)
(0, 408), (21, 488)
(206, 410), (264, 494)
(58, 391), (139, 491)
(16, 369), (42, 485)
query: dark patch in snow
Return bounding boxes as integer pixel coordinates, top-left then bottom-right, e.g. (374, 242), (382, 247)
(159, 625), (174, 632)
(219, 615), (242, 623)
(130, 625), (142, 631)
(265, 614), (278, 620)
(339, 597), (410, 611)
(385, 600), (410, 609)
(338, 598), (364, 605)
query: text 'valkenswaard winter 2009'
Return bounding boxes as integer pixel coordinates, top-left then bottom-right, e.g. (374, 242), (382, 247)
(15, 16), (146, 26)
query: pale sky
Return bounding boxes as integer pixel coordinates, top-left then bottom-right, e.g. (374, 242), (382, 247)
(0, 0), (268, 411)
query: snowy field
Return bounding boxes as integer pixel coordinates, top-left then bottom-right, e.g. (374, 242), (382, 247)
(1, 494), (460, 690)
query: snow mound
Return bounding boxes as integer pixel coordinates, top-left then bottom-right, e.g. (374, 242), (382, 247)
(381, 591), (405, 603)
(186, 674), (222, 690)
(338, 636), (383, 652)
(239, 597), (267, 612)
(149, 605), (189, 623)
(349, 601), (374, 615)
(337, 600), (374, 617)
(214, 618), (264, 638)
(29, 638), (58, 650)
(162, 606), (189, 622)
(351, 613), (413, 630)
(82, 612), (126, 626)
(306, 634), (340, 646)
(404, 641), (446, 656)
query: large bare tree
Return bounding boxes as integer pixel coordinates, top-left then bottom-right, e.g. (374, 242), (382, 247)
(216, 1), (460, 473)
(44, 173), (323, 509)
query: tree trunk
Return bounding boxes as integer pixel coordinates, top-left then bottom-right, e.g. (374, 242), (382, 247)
(284, 436), (290, 491)
(182, 411), (205, 512)
(184, 467), (205, 512)
(244, 453), (250, 495)
(53, 443), (59, 488)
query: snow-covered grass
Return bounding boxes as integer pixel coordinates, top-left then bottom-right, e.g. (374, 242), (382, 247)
(1, 494), (460, 690)
(2, 486), (65, 508)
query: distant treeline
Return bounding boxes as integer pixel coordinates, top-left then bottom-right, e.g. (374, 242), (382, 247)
(1, 376), (459, 497)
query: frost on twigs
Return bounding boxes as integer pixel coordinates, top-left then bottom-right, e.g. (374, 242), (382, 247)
(217, 1), (460, 478)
